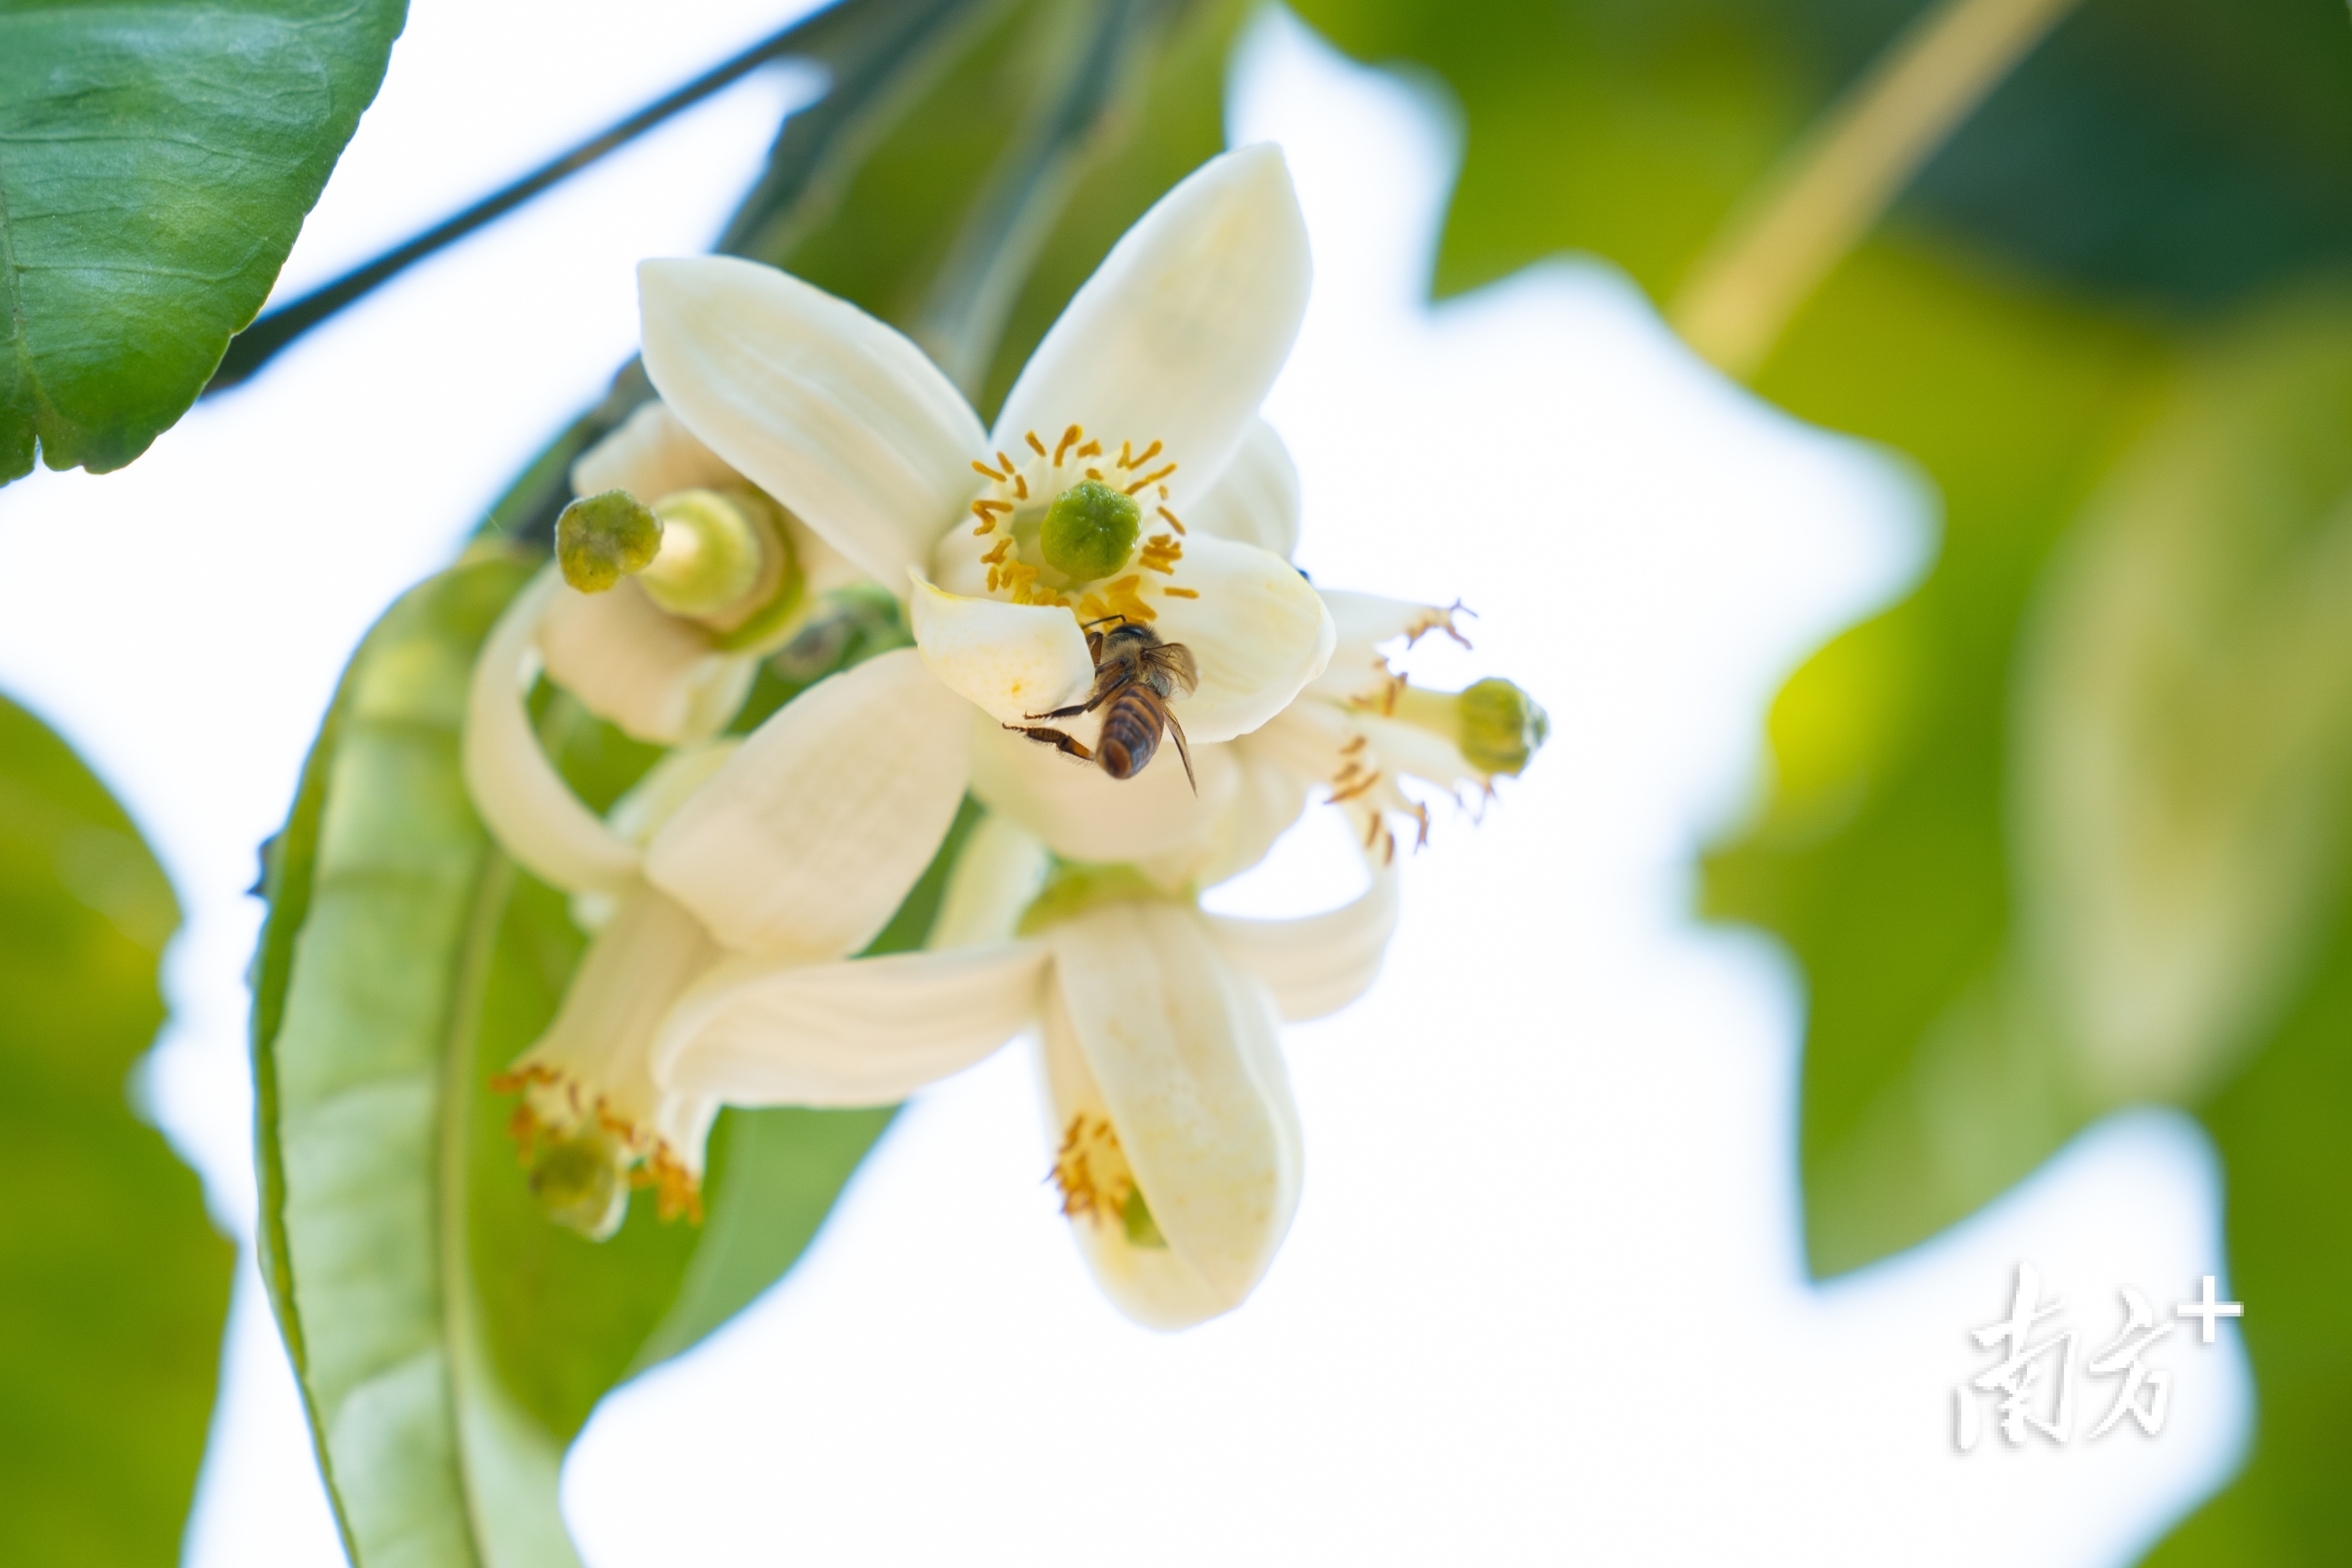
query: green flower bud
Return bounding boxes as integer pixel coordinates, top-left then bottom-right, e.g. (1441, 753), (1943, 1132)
(528, 1127), (630, 1241)
(556, 489), (662, 593)
(1456, 677), (1549, 777)
(1040, 479), (1141, 581)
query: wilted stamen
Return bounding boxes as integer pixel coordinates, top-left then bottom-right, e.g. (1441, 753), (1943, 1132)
(1050, 1111), (1166, 1249)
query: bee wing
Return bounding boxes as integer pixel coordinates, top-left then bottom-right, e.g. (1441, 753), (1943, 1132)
(1162, 703), (1197, 794)
(1147, 639), (1200, 696)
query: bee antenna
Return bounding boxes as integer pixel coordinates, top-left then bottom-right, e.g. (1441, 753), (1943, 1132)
(1079, 613), (1131, 631)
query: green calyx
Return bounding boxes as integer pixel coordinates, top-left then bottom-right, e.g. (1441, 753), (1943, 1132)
(1016, 859), (1174, 936)
(1040, 479), (1141, 581)
(556, 489), (663, 593)
(527, 1128), (629, 1241)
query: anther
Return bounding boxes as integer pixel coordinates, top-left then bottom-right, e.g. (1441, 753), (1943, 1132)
(1055, 425), (1083, 464)
(1123, 462), (1177, 495)
(972, 458), (1006, 481)
(1157, 506), (1186, 535)
(1161, 586), (1198, 599)
(1026, 430), (1049, 457)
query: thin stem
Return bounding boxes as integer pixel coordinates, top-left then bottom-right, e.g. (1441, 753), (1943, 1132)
(1669, 0), (2084, 380)
(204, 0), (881, 394)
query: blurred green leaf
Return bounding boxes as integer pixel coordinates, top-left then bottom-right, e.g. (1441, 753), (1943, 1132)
(0, 0), (408, 482)
(0, 690), (231, 1561)
(1288, 0), (2352, 317)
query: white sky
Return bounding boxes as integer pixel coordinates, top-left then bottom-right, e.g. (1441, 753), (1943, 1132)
(0, 4), (2249, 1564)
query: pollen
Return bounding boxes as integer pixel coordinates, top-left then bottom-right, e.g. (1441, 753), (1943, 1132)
(1137, 532), (1183, 575)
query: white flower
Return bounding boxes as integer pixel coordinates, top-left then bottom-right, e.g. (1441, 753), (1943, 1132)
(648, 813), (1398, 1328)
(638, 142), (1336, 868)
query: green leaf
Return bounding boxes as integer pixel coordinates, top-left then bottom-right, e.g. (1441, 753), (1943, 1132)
(253, 559), (958, 1564)
(1287, 0), (2352, 316)
(0, 689), (232, 1562)
(1, 0), (408, 482)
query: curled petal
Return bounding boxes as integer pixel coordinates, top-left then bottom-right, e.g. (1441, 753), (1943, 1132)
(645, 648), (971, 960)
(1306, 590), (1462, 703)
(660, 942), (1048, 1106)
(1149, 533), (1334, 742)
(1136, 735), (1308, 892)
(511, 882), (723, 1175)
(1181, 418), (1300, 558)
(1353, 710), (1482, 794)
(538, 578), (756, 745)
(930, 812), (1053, 950)
(1205, 858), (1399, 1021)
(461, 568), (641, 896)
(1043, 902), (1301, 1328)
(640, 256), (985, 590)
(969, 713), (1240, 865)
(909, 574), (1095, 726)
(993, 145), (1311, 507)
(572, 399), (741, 500)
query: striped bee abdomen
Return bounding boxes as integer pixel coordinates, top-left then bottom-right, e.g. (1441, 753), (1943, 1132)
(1096, 692), (1163, 780)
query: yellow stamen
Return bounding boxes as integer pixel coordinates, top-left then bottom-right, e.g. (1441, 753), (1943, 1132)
(1124, 462), (1177, 495)
(1027, 430), (1049, 457)
(972, 458), (1006, 482)
(1160, 586), (1199, 599)
(1056, 425), (1083, 465)
(1157, 505), (1186, 535)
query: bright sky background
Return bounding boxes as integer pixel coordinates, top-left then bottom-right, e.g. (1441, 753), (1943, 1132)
(0, 4), (2251, 1564)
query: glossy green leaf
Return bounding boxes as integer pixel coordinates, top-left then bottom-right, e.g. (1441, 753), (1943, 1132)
(1288, 0), (2352, 316)
(0, 0), (408, 482)
(0, 689), (231, 1562)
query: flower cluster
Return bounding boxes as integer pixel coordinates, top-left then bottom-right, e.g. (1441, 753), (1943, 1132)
(461, 145), (1546, 1327)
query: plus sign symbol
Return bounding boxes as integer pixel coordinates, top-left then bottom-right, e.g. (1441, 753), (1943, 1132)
(2176, 1276), (2244, 1343)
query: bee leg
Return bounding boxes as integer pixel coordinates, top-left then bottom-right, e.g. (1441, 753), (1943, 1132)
(1163, 709), (1197, 795)
(1023, 690), (1113, 722)
(1004, 724), (1096, 764)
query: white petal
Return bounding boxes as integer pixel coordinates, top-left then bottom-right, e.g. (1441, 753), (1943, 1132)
(1306, 590), (1461, 703)
(908, 574), (1095, 725)
(513, 881), (722, 1172)
(1180, 418), (1300, 558)
(644, 647), (971, 960)
(1149, 532), (1334, 742)
(537, 578), (757, 745)
(461, 568), (641, 896)
(1205, 858), (1399, 1021)
(1136, 734), (1308, 891)
(640, 256), (985, 591)
(1043, 903), (1300, 1327)
(969, 712), (1240, 864)
(929, 811), (1052, 950)
(659, 942), (1047, 1106)
(993, 145), (1311, 507)
(571, 398), (741, 500)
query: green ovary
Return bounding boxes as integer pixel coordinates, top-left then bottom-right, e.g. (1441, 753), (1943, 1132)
(1040, 479), (1141, 581)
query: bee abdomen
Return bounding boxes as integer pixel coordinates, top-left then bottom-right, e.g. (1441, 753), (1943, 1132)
(1097, 693), (1162, 780)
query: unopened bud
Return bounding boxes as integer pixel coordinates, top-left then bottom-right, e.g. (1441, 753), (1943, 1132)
(556, 489), (663, 593)
(528, 1126), (630, 1241)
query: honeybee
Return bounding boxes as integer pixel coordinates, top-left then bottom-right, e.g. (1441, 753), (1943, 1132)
(1007, 616), (1199, 789)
